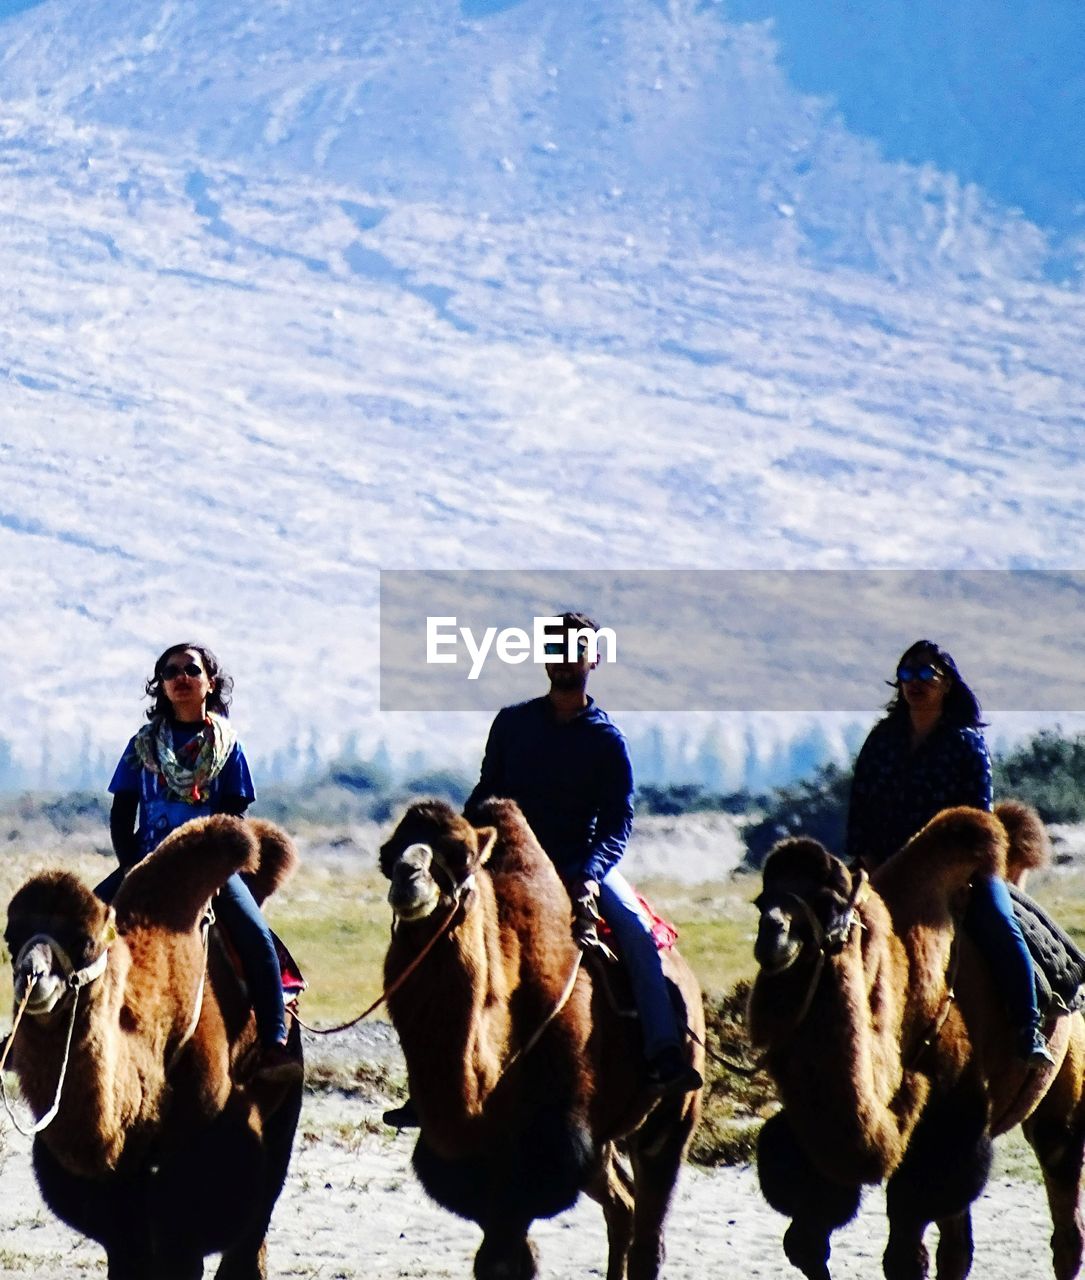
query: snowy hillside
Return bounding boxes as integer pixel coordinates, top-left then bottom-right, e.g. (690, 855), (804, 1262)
(0, 0), (1081, 784)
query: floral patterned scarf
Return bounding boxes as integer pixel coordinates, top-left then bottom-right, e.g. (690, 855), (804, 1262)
(133, 711), (237, 803)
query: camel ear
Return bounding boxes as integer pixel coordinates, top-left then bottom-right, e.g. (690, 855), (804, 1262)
(100, 907), (117, 946)
(475, 827), (497, 867)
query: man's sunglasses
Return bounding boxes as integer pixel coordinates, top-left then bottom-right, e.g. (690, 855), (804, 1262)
(896, 664), (942, 684)
(543, 639), (590, 658)
(161, 661), (204, 681)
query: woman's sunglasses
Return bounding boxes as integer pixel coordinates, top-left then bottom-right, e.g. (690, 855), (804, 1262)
(896, 663), (942, 684)
(161, 661), (204, 681)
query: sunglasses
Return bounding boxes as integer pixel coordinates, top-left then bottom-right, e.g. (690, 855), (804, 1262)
(896, 664), (942, 684)
(161, 661), (204, 681)
(543, 639), (590, 658)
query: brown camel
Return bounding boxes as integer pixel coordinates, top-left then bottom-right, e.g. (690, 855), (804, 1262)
(3, 815), (303, 1280)
(749, 801), (1085, 1280)
(378, 797), (705, 1280)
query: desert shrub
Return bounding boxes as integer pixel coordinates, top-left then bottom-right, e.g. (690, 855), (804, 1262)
(689, 979), (778, 1166)
(637, 784), (754, 817)
(994, 730), (1085, 823)
(401, 768), (473, 806)
(742, 763), (852, 869)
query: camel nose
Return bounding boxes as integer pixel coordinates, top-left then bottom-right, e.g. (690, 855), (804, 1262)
(399, 844), (433, 875)
(14, 942), (53, 1002)
(754, 907), (794, 970)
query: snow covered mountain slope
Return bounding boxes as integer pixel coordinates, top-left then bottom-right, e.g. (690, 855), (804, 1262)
(0, 0), (1081, 779)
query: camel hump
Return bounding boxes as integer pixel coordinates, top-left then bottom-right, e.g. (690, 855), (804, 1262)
(467, 797), (549, 871)
(242, 819), (300, 905)
(995, 800), (1050, 884)
(114, 815), (261, 933)
(881, 807), (1007, 894)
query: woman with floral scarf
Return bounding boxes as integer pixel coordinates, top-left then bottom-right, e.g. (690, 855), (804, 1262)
(97, 642), (300, 1084)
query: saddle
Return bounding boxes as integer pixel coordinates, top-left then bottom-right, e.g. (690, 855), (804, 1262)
(1009, 884), (1085, 1016)
(216, 924), (307, 1006)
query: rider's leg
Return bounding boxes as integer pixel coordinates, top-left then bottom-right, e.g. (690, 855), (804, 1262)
(597, 869), (702, 1093)
(964, 874), (1054, 1069)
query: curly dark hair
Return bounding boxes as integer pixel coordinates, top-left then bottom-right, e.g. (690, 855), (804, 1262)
(883, 638), (985, 729)
(145, 642), (234, 720)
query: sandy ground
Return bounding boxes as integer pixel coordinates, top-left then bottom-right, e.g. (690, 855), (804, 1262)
(0, 1055), (1062, 1280)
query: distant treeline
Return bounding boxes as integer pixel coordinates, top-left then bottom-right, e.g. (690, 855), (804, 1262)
(5, 730), (1083, 869)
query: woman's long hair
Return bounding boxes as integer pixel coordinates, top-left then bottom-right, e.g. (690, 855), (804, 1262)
(144, 642), (234, 720)
(883, 638), (985, 729)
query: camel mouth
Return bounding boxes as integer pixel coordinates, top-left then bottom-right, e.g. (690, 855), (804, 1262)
(15, 970), (66, 1017)
(754, 909), (804, 974)
(755, 938), (803, 975)
(388, 880), (442, 922)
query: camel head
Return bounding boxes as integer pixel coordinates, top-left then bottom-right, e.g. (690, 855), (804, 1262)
(754, 838), (867, 975)
(5, 871), (116, 1017)
(379, 800), (497, 922)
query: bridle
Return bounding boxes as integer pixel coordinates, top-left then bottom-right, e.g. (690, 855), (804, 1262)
(754, 869), (870, 1053)
(0, 920), (116, 1137)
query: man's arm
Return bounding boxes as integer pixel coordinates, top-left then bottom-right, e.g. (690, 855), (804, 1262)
(582, 732), (635, 886)
(464, 710), (507, 821)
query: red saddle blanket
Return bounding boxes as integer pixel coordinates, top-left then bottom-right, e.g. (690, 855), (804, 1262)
(598, 893), (679, 952)
(219, 927), (307, 1001)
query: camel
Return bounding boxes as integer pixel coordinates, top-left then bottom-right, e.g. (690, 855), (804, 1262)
(378, 797), (705, 1280)
(749, 802), (1085, 1280)
(2, 815), (303, 1280)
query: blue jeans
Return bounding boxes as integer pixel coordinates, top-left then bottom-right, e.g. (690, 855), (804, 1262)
(964, 874), (1040, 1031)
(95, 867), (286, 1047)
(598, 869), (683, 1060)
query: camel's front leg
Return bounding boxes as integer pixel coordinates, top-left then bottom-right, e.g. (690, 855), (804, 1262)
(884, 1090), (991, 1280)
(474, 1222), (538, 1280)
(758, 1112), (862, 1280)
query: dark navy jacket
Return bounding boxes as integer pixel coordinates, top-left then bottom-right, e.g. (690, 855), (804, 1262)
(845, 715), (992, 869)
(465, 695), (634, 885)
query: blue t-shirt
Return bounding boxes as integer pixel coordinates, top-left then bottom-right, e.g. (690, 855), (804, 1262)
(109, 721), (256, 859)
(465, 695), (635, 885)
(845, 716), (992, 868)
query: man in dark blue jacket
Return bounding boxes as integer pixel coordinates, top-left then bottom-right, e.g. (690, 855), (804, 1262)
(468, 611), (700, 1091)
(384, 611), (701, 1127)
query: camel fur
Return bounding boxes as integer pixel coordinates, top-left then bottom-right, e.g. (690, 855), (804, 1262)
(3, 815), (303, 1280)
(749, 803), (1085, 1280)
(379, 798), (705, 1280)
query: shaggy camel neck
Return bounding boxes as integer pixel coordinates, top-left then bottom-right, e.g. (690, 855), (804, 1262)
(392, 879), (514, 1150)
(752, 891), (933, 1185)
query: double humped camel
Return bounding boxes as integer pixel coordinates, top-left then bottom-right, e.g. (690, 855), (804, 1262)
(379, 798), (705, 1280)
(749, 802), (1085, 1280)
(3, 814), (303, 1280)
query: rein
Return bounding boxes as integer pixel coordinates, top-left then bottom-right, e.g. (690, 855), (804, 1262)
(0, 927), (114, 1138)
(905, 914), (963, 1070)
(166, 907), (215, 1074)
(291, 877), (473, 1037)
(488, 949), (584, 1088)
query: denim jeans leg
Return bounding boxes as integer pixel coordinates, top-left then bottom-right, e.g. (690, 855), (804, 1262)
(963, 873), (1040, 1030)
(598, 868), (681, 1060)
(215, 873), (287, 1046)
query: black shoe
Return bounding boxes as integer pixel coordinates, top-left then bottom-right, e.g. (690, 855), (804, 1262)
(1018, 1025), (1056, 1071)
(383, 1097), (420, 1129)
(646, 1046), (703, 1097)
